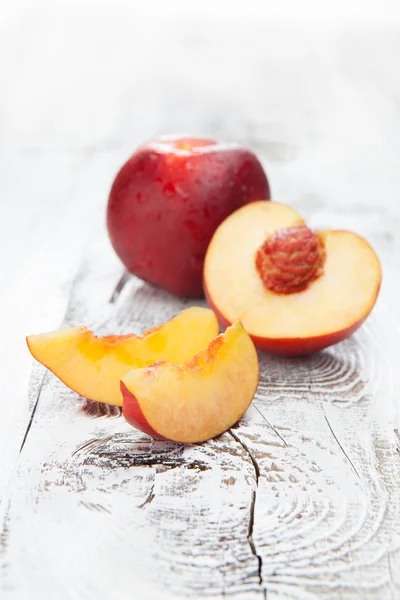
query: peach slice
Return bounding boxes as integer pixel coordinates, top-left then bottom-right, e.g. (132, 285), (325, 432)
(26, 307), (219, 406)
(121, 321), (259, 443)
(204, 201), (382, 356)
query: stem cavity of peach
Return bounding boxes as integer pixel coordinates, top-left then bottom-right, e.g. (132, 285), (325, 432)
(171, 138), (216, 151)
(255, 225), (326, 294)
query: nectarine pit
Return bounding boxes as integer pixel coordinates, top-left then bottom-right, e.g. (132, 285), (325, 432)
(255, 225), (326, 294)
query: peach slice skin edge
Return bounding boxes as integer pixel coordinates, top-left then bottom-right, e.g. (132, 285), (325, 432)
(121, 322), (260, 443)
(120, 381), (167, 440)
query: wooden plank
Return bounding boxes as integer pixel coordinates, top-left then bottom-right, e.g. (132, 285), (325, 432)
(2, 232), (400, 599)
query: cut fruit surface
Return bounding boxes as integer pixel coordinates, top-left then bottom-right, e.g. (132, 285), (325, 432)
(121, 321), (259, 443)
(204, 201), (382, 355)
(26, 307), (219, 406)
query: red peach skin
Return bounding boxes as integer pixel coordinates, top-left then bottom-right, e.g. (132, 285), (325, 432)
(107, 136), (270, 297)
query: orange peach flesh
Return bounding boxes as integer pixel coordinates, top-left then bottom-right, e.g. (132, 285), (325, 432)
(26, 307), (219, 406)
(204, 201), (382, 355)
(121, 322), (259, 443)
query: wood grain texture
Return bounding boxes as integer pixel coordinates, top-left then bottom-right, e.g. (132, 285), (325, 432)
(1, 3), (400, 599)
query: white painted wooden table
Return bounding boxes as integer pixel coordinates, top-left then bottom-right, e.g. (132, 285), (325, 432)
(1, 4), (400, 599)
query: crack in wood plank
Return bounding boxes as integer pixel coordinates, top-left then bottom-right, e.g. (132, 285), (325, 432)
(322, 409), (361, 479)
(19, 373), (46, 454)
(253, 403), (289, 447)
(138, 483), (155, 509)
(109, 271), (131, 304)
(229, 429), (265, 597)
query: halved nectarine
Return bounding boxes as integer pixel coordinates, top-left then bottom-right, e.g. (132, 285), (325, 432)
(204, 201), (382, 356)
(121, 321), (259, 443)
(26, 307), (219, 406)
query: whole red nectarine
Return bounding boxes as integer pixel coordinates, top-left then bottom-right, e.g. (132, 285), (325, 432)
(107, 136), (270, 297)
